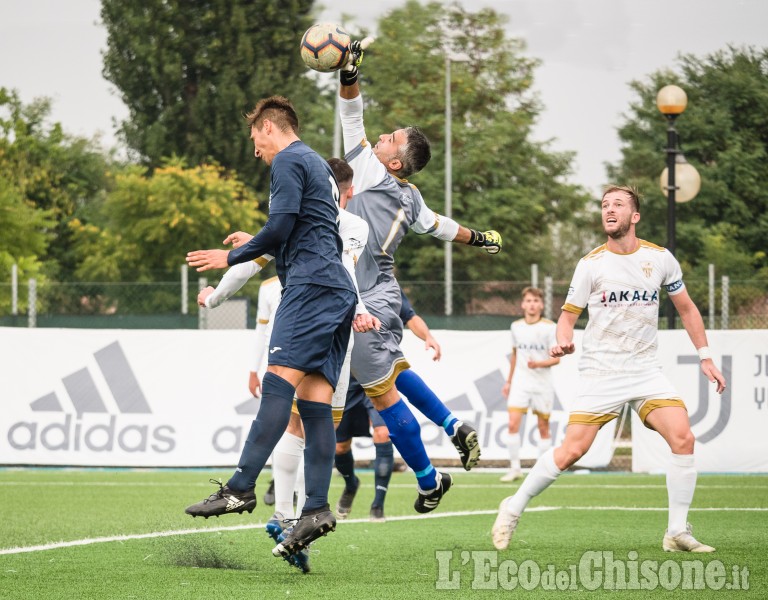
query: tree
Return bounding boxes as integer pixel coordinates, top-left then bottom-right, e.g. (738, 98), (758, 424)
(101, 0), (334, 193)
(352, 2), (591, 313)
(68, 159), (265, 313)
(0, 88), (107, 289)
(607, 46), (768, 275)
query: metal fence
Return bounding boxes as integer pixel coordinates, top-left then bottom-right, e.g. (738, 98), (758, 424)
(1, 267), (766, 330)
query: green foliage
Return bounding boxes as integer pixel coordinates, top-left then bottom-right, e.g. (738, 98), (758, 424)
(607, 46), (768, 316)
(608, 46), (768, 272)
(0, 88), (110, 312)
(354, 1), (591, 312)
(100, 0), (334, 194)
(68, 159), (265, 312)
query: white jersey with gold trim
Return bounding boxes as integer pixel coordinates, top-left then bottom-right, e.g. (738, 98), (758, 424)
(562, 240), (684, 375)
(509, 318), (557, 392)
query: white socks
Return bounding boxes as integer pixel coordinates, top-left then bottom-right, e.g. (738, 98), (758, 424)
(507, 432), (521, 471)
(667, 453), (696, 536)
(273, 431), (305, 518)
(506, 447), (562, 515)
(538, 436), (552, 456)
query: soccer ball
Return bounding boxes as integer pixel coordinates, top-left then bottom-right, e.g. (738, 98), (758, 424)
(300, 23), (351, 72)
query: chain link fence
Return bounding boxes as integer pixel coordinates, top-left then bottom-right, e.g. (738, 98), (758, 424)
(1, 267), (766, 330)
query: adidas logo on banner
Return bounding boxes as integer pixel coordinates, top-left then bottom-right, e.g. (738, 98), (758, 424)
(8, 341), (176, 454)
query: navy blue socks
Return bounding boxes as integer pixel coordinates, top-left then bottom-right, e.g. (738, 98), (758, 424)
(296, 399), (336, 512)
(335, 449), (358, 491)
(372, 441), (394, 507)
(227, 372), (294, 491)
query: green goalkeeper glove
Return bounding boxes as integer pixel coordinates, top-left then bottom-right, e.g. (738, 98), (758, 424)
(468, 229), (503, 254)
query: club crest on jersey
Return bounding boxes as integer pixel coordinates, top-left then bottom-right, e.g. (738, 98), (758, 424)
(641, 261), (654, 278)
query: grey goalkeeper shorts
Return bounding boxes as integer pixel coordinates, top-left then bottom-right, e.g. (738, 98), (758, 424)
(350, 276), (410, 397)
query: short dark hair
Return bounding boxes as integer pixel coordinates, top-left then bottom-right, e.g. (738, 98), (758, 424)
(246, 96), (299, 133)
(602, 184), (641, 212)
(327, 157), (353, 186)
(396, 126), (431, 178)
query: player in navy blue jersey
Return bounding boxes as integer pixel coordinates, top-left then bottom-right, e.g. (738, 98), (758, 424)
(184, 96), (377, 560)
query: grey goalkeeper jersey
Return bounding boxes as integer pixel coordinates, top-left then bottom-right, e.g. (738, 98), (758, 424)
(340, 94), (459, 294)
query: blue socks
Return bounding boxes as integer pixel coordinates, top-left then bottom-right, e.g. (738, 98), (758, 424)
(372, 441), (394, 508)
(335, 449), (358, 492)
(296, 399), (335, 512)
(228, 372), (294, 491)
(396, 369), (459, 435)
(378, 399), (437, 490)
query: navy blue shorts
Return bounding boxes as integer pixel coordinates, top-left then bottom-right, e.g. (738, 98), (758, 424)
(268, 283), (356, 389)
(336, 378), (386, 442)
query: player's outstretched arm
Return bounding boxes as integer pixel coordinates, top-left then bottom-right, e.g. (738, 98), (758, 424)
(671, 288), (726, 393)
(454, 225), (503, 255)
(550, 310), (578, 357)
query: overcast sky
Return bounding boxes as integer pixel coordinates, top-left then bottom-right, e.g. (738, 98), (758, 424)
(1, 0), (765, 194)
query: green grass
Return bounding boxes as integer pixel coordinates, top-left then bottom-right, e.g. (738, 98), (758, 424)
(1, 469), (765, 599)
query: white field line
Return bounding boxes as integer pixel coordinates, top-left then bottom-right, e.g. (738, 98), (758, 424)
(2, 505), (767, 556)
(0, 481), (766, 490)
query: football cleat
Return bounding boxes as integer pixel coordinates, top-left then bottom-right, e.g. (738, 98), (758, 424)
(263, 479), (275, 506)
(500, 469), (522, 482)
(266, 511), (286, 543)
(184, 479), (256, 518)
(369, 505), (386, 523)
(450, 421), (481, 470)
(276, 527), (311, 573)
(336, 476), (359, 520)
(273, 505), (336, 558)
(414, 472), (452, 514)
(663, 523), (715, 553)
(492, 497), (520, 550)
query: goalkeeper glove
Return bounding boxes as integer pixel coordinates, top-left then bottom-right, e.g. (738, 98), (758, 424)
(468, 229), (503, 255)
(340, 38), (373, 86)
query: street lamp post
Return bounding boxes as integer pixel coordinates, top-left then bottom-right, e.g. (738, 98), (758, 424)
(445, 55), (453, 317)
(656, 85), (701, 329)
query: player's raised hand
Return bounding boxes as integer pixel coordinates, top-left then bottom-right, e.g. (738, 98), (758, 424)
(353, 312), (381, 333)
(700, 359), (726, 394)
(186, 249), (229, 272)
(224, 231), (253, 249)
(340, 37), (374, 86)
(550, 342), (575, 358)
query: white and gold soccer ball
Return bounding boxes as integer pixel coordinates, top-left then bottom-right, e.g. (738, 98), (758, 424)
(299, 23), (351, 72)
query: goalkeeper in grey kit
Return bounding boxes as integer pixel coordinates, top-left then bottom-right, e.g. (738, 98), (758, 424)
(337, 38), (503, 511)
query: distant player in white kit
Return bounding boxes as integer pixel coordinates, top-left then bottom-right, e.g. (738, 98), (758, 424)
(501, 286), (559, 482)
(492, 185), (726, 553)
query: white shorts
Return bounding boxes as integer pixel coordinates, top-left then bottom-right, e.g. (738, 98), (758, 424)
(569, 369), (685, 429)
(507, 386), (555, 420)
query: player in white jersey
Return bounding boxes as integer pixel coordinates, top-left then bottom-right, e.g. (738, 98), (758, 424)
(501, 287), (559, 482)
(493, 185), (726, 553)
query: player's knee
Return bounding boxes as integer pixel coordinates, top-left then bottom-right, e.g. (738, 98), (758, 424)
(560, 440), (589, 466)
(336, 440), (351, 454)
(669, 428), (695, 454)
(372, 427), (390, 444)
